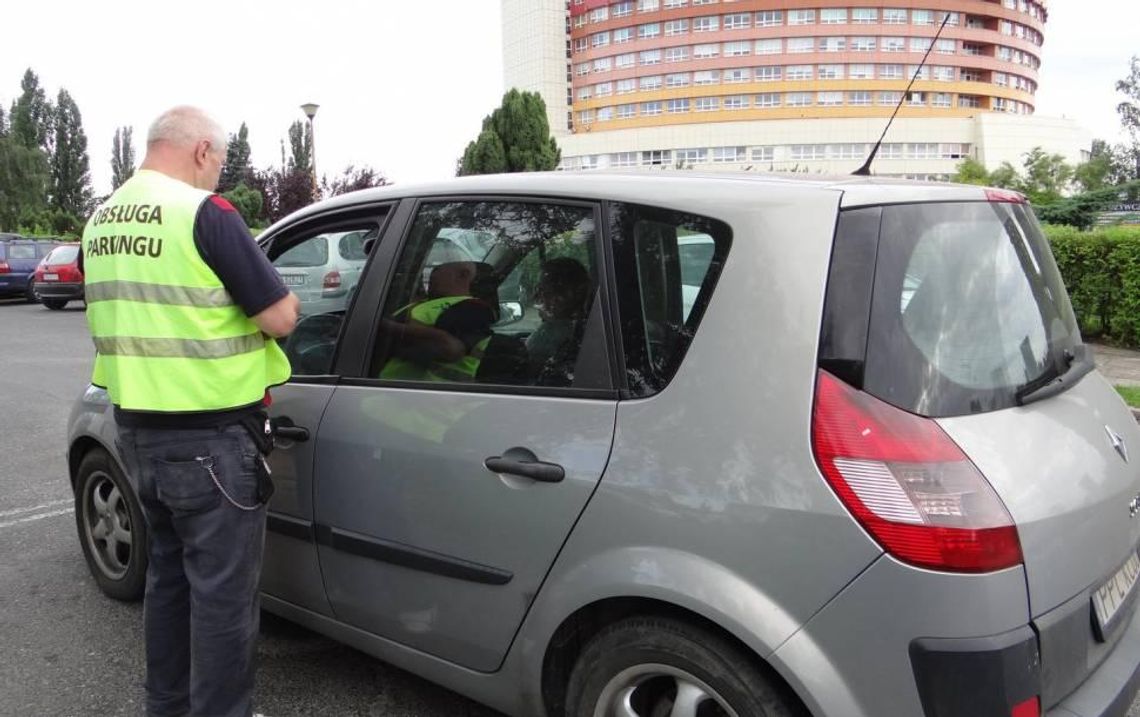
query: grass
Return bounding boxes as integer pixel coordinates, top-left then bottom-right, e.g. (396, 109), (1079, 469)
(1115, 385), (1140, 408)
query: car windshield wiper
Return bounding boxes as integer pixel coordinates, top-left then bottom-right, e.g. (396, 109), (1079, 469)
(1014, 345), (1094, 406)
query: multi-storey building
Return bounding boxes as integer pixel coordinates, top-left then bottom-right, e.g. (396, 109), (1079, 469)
(502, 0), (1090, 178)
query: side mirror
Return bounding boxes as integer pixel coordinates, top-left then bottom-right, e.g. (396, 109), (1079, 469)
(496, 301), (524, 326)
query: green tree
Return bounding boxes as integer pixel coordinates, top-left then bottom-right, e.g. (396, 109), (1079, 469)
(0, 138), (50, 230)
(1020, 146), (1073, 205)
(287, 120), (312, 172)
(218, 121), (252, 193)
(321, 165), (390, 197)
(1074, 140), (1116, 193)
(111, 126), (135, 190)
(0, 104), (7, 137)
(952, 157), (990, 185)
(1117, 55), (1140, 179)
(458, 89), (559, 175)
(49, 89), (93, 227)
(221, 182), (263, 227)
(988, 161), (1021, 190)
(9, 69), (53, 153)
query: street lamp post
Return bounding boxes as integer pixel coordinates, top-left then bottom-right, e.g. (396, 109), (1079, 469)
(300, 102), (319, 199)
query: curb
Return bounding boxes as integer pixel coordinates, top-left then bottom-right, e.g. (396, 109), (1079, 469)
(1134, 408), (1140, 424)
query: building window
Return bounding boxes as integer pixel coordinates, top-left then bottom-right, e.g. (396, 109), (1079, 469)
(666, 72), (691, 87)
(819, 37), (846, 52)
(617, 78), (637, 93)
(821, 8), (847, 24)
(640, 74), (663, 90)
(724, 12), (751, 29)
(877, 91), (902, 106)
(694, 70), (720, 85)
(638, 23), (661, 38)
(818, 64), (844, 80)
(724, 95), (749, 109)
(754, 92), (781, 107)
(664, 0), (687, 7)
(576, 63), (591, 76)
(787, 92), (813, 107)
(590, 6), (610, 22)
(786, 65), (813, 80)
(849, 64), (874, 79)
(883, 8), (907, 24)
(614, 27), (633, 43)
(665, 46), (690, 62)
(574, 37), (588, 53)
(937, 39), (956, 54)
(754, 38), (781, 54)
(612, 151), (638, 167)
(790, 144), (827, 160)
(694, 16), (720, 32)
(910, 37), (932, 53)
(907, 143), (939, 159)
(848, 91), (872, 106)
(755, 66), (782, 82)
(932, 66), (955, 81)
(616, 53), (636, 69)
(592, 57), (612, 73)
(711, 146), (746, 162)
(665, 19), (689, 35)
(829, 143), (867, 159)
(930, 92), (952, 108)
(640, 49), (662, 65)
(596, 106), (613, 121)
(724, 41), (750, 57)
(694, 43), (719, 58)
(911, 9), (934, 25)
(617, 103), (638, 118)
(882, 37), (905, 53)
(595, 81), (613, 97)
(591, 32), (610, 48)
(851, 8), (877, 24)
(667, 98), (690, 113)
(724, 68), (750, 83)
(755, 10), (782, 27)
(851, 36), (876, 52)
(817, 91), (844, 106)
(907, 66), (929, 81)
(907, 91), (925, 106)
(938, 11), (959, 26)
(577, 86), (592, 101)
(940, 143), (970, 159)
(676, 148), (707, 163)
(879, 64), (903, 80)
(787, 37), (814, 53)
(788, 9), (815, 25)
(578, 109), (595, 124)
(574, 14), (588, 29)
(613, 2), (634, 18)
(637, 0), (659, 10)
(752, 146), (775, 161)
(642, 101), (663, 115)
(695, 96), (719, 112)
(642, 150), (672, 165)
(879, 144), (903, 159)
(960, 69), (982, 82)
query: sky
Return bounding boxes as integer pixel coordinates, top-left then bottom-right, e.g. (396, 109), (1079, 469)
(0, 0), (1136, 196)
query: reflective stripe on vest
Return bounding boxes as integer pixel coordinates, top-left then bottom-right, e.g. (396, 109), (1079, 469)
(83, 170), (291, 412)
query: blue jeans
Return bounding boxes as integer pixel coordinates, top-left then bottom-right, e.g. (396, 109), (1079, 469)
(118, 424), (267, 717)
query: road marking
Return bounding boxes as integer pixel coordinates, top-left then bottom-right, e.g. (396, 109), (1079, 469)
(0, 499), (73, 519)
(0, 508), (74, 529)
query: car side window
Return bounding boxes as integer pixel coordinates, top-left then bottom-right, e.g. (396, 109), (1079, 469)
(271, 222), (380, 376)
(370, 200), (602, 389)
(608, 202), (732, 397)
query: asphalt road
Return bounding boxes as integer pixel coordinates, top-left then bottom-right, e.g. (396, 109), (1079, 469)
(0, 300), (500, 717)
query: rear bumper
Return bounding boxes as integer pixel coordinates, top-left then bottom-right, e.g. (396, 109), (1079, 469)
(1047, 609), (1140, 717)
(33, 282), (84, 301)
(0, 273), (32, 295)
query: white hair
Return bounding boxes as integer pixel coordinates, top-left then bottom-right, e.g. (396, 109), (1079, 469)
(146, 106), (226, 152)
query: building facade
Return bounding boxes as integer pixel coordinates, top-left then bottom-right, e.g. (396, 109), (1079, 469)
(502, 0), (1090, 178)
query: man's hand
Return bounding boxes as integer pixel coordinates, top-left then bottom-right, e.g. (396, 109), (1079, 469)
(253, 292), (300, 338)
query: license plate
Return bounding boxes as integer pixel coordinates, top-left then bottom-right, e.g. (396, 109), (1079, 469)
(1093, 551), (1140, 634)
(281, 274), (305, 287)
(43, 273), (58, 281)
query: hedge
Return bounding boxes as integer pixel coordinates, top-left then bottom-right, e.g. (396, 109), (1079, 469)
(1046, 224), (1140, 346)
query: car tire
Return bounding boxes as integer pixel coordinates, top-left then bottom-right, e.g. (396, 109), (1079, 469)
(42, 299), (68, 310)
(75, 447), (147, 602)
(25, 281), (38, 303)
(564, 616), (802, 717)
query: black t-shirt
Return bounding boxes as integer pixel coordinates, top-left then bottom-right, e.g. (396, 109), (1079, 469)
(114, 195), (289, 429)
(434, 299), (496, 352)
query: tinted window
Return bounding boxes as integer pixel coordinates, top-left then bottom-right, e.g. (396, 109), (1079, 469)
(9, 244), (36, 260)
(371, 200), (604, 389)
(824, 201), (1082, 417)
(45, 245), (79, 264)
(609, 203), (732, 396)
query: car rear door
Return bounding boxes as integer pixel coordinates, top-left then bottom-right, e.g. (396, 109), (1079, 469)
(257, 204), (395, 616)
(311, 196), (619, 672)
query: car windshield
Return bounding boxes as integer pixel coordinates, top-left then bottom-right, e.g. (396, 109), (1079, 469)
(863, 201), (1082, 416)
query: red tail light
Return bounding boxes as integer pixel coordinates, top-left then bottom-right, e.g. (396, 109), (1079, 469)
(812, 370), (1022, 573)
(0, 261), (9, 274)
(1011, 696), (1040, 717)
(58, 265), (81, 282)
(322, 270), (341, 291)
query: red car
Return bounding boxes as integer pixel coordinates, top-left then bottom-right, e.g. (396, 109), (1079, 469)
(33, 243), (84, 310)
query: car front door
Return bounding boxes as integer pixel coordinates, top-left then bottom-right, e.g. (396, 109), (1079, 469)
(312, 197), (619, 672)
(259, 206), (393, 616)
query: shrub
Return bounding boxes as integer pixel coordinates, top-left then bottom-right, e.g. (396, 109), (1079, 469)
(1046, 224), (1140, 345)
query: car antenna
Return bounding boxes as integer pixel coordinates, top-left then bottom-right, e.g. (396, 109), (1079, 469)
(853, 12), (953, 176)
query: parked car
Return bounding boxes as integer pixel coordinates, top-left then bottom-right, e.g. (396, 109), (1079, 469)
(33, 243), (84, 310)
(274, 228), (371, 317)
(67, 174), (1140, 717)
(0, 236), (60, 301)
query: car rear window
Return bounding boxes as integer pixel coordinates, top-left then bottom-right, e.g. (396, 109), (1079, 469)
(820, 201), (1082, 417)
(45, 245), (79, 264)
(9, 244), (37, 260)
(275, 237), (328, 267)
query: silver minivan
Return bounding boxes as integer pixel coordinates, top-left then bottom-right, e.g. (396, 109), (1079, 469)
(67, 173), (1140, 717)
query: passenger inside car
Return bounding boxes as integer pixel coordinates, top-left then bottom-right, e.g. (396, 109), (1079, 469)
(526, 257), (592, 377)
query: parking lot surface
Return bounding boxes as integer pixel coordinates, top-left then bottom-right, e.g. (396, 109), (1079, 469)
(0, 300), (499, 717)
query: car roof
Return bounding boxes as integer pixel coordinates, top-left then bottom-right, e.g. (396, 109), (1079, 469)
(262, 171), (995, 235)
